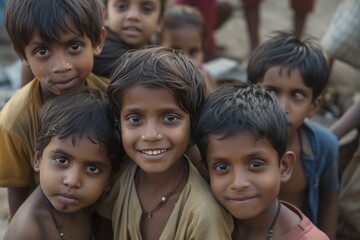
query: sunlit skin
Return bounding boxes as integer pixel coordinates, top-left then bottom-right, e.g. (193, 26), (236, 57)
(22, 18), (104, 102)
(34, 137), (111, 213)
(207, 131), (284, 221)
(161, 26), (204, 67)
(206, 131), (295, 238)
(105, 0), (162, 48)
(120, 86), (191, 175)
(258, 66), (320, 140)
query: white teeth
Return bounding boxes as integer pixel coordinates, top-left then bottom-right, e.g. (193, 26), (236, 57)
(141, 149), (167, 155)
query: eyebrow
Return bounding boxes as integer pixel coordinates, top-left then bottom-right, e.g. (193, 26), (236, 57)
(50, 149), (109, 165)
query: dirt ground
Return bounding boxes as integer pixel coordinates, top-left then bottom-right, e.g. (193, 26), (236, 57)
(1, 0), (360, 238)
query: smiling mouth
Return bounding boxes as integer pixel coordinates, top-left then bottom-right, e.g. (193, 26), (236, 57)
(229, 196), (257, 202)
(140, 149), (168, 155)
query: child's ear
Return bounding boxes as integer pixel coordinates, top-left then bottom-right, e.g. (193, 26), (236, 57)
(34, 151), (41, 172)
(94, 27), (107, 56)
(307, 95), (323, 118)
(279, 151), (295, 182)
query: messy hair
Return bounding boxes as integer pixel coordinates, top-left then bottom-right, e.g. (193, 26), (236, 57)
(247, 31), (329, 100)
(37, 88), (122, 173)
(4, 0), (103, 59)
(194, 84), (288, 165)
(107, 46), (205, 137)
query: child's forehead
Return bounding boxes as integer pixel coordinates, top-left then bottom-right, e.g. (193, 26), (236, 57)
(207, 131), (279, 160)
(30, 17), (84, 44)
(262, 65), (312, 89)
(120, 85), (184, 110)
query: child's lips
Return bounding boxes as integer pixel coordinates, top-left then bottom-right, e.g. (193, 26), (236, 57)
(53, 77), (77, 90)
(56, 193), (80, 205)
(229, 195), (257, 202)
(123, 26), (141, 37)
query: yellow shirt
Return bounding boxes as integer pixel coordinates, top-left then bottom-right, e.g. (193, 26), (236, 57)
(0, 73), (109, 189)
(97, 156), (234, 240)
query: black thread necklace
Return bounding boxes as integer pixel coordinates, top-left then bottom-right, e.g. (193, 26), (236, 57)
(267, 200), (281, 240)
(42, 190), (66, 240)
(135, 162), (188, 219)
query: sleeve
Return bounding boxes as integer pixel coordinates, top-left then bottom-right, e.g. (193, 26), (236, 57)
(185, 200), (234, 239)
(0, 125), (34, 187)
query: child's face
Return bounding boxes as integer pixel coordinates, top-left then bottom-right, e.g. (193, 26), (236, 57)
(259, 66), (320, 136)
(35, 137), (111, 213)
(206, 131), (292, 221)
(23, 20), (104, 97)
(120, 85), (191, 173)
(161, 26), (204, 67)
(105, 0), (162, 48)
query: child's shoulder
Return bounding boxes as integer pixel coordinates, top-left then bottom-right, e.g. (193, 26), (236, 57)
(4, 188), (45, 240)
(281, 201), (329, 240)
(1, 79), (41, 129)
(301, 119), (338, 149)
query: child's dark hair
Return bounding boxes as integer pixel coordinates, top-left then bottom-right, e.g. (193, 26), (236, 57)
(247, 31), (329, 100)
(37, 88), (122, 173)
(194, 84), (288, 165)
(4, 0), (103, 59)
(161, 5), (206, 51)
(107, 46), (205, 137)
(101, 0), (167, 16)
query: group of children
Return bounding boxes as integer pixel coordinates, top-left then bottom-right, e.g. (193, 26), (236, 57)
(0, 0), (340, 239)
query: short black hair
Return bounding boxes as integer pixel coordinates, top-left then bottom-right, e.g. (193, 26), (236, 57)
(247, 31), (329, 100)
(4, 0), (103, 59)
(37, 88), (122, 174)
(107, 46), (205, 138)
(160, 5), (206, 51)
(194, 84), (288, 165)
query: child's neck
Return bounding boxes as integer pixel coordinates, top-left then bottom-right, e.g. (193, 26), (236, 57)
(38, 187), (91, 240)
(136, 158), (189, 240)
(136, 157), (187, 189)
(236, 200), (281, 240)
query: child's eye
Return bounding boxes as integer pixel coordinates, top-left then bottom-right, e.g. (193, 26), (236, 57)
(115, 2), (127, 11)
(248, 160), (265, 171)
(34, 48), (48, 57)
(54, 157), (69, 166)
(86, 164), (101, 174)
(127, 115), (142, 125)
(292, 91), (305, 99)
(142, 3), (154, 13)
(163, 114), (179, 123)
(68, 43), (82, 53)
(214, 162), (230, 172)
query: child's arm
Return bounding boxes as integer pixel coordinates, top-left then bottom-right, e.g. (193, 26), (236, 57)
(330, 99), (360, 139)
(318, 191), (338, 239)
(8, 186), (30, 218)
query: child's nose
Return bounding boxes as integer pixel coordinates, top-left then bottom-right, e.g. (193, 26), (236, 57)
(52, 53), (72, 73)
(141, 122), (162, 141)
(230, 170), (250, 190)
(278, 96), (290, 115)
(62, 168), (82, 188)
(126, 5), (140, 20)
